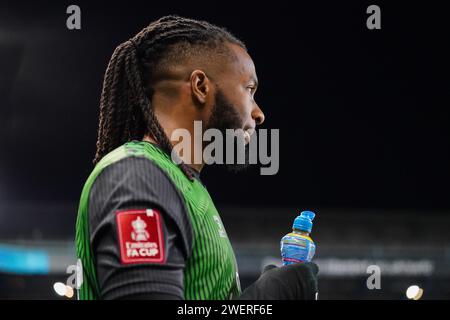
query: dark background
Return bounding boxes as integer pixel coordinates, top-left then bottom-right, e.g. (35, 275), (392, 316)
(0, 0), (449, 299)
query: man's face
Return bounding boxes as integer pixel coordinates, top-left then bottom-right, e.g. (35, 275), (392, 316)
(205, 44), (265, 171)
(207, 43), (265, 143)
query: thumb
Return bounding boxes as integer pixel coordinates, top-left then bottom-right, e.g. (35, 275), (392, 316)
(262, 264), (278, 274)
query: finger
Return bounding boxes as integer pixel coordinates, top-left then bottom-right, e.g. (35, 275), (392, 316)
(262, 264), (278, 274)
(304, 262), (319, 276)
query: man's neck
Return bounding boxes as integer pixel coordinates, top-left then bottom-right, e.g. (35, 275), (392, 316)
(142, 134), (204, 173)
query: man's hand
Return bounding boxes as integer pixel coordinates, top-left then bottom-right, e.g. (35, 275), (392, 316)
(237, 262), (319, 300)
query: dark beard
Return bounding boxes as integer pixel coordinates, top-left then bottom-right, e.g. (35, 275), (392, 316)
(206, 89), (250, 172)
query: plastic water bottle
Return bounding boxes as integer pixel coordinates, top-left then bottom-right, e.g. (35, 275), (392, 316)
(280, 211), (316, 265)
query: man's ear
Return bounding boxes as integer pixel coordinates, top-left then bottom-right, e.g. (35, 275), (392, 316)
(190, 69), (211, 105)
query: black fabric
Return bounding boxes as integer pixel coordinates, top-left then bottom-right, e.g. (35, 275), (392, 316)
(88, 156), (194, 300)
(118, 292), (182, 300)
(237, 262), (319, 300)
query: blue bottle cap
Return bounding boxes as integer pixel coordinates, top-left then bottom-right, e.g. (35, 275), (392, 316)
(293, 211), (316, 233)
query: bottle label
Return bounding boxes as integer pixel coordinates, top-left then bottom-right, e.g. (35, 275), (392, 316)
(280, 233), (316, 265)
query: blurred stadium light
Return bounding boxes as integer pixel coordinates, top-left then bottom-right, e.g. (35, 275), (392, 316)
(0, 244), (49, 274)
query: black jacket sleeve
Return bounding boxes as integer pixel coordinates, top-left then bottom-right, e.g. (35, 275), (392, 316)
(88, 156), (193, 300)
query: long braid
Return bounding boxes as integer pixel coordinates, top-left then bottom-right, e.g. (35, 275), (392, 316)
(93, 15), (246, 179)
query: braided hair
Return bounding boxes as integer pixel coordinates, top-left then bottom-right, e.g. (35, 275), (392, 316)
(94, 15), (246, 179)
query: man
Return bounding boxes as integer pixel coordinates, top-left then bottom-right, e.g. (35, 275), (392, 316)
(75, 15), (318, 300)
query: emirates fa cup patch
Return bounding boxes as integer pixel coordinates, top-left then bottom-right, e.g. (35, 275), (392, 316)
(116, 209), (165, 264)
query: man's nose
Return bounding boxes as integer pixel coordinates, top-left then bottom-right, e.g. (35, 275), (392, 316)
(252, 104), (265, 125)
